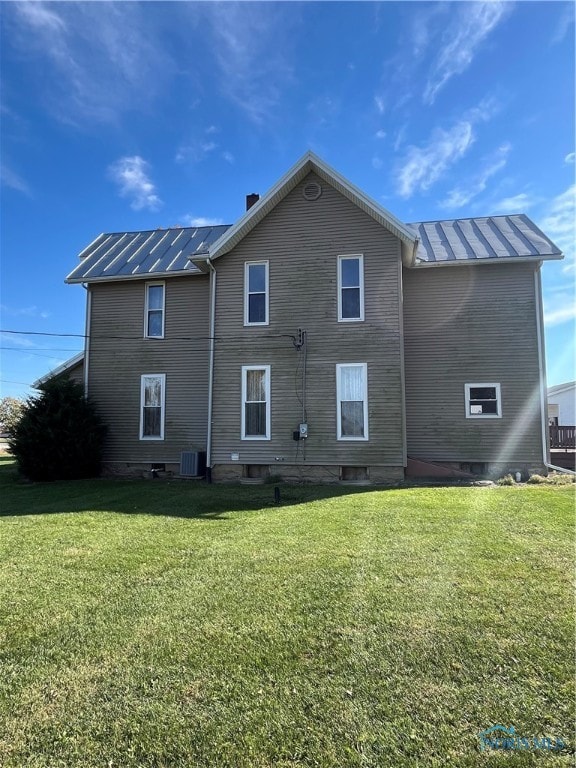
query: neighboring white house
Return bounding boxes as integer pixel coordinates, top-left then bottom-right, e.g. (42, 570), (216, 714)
(548, 381), (576, 426)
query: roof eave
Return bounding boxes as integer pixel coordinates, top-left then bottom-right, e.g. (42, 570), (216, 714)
(410, 253), (564, 268)
(65, 268), (204, 284)
(207, 151), (417, 261)
(32, 352), (85, 389)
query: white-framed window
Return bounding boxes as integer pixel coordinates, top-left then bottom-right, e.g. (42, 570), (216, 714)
(338, 254), (364, 322)
(145, 282), (165, 338)
(244, 261), (269, 326)
(465, 383), (502, 419)
(140, 374), (166, 440)
(336, 363), (368, 440)
(241, 365), (271, 440)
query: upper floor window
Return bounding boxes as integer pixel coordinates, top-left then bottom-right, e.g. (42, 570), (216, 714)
(336, 363), (368, 440)
(145, 282), (165, 338)
(242, 365), (271, 439)
(465, 383), (502, 419)
(338, 255), (364, 322)
(244, 262), (269, 325)
(140, 374), (166, 440)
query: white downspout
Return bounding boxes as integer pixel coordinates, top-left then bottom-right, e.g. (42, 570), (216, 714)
(82, 283), (91, 396)
(534, 266), (575, 475)
(206, 259), (216, 482)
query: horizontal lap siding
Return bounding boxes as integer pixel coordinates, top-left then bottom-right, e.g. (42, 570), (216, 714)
(403, 263), (543, 462)
(212, 172), (404, 466)
(88, 276), (210, 463)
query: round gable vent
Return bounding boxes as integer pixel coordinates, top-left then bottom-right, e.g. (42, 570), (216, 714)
(302, 181), (322, 201)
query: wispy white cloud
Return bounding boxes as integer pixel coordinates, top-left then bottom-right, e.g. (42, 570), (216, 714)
(424, 2), (510, 105)
(551, 3), (575, 44)
(201, 3), (297, 124)
(0, 331), (36, 349)
(395, 99), (499, 198)
(490, 192), (540, 212)
(0, 165), (31, 196)
(372, 157), (384, 170)
(565, 152), (575, 164)
(544, 296), (576, 328)
(6, 2), (175, 125)
(0, 305), (50, 319)
(440, 143), (511, 209)
(374, 95), (386, 115)
(107, 156), (162, 211)
(375, 129), (386, 140)
(222, 151), (235, 164)
(175, 141), (218, 164)
(395, 122), (474, 198)
(184, 216), (225, 227)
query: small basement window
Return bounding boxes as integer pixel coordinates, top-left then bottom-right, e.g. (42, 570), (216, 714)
(465, 383), (502, 419)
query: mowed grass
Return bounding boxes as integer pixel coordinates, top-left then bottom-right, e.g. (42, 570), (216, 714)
(0, 456), (573, 767)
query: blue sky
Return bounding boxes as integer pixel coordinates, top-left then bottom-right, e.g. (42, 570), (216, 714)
(1, 1), (574, 399)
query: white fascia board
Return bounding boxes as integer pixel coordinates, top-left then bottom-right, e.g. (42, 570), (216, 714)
(207, 151), (417, 262)
(547, 381), (576, 396)
(410, 254), (564, 269)
(32, 352), (85, 389)
(65, 269), (203, 284)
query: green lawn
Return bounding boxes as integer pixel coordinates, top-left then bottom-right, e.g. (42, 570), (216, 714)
(0, 456), (573, 767)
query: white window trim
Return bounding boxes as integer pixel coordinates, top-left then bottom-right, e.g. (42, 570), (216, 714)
(337, 254), (365, 323)
(139, 374), (166, 440)
(244, 261), (269, 326)
(464, 382), (502, 419)
(336, 363), (369, 441)
(144, 281), (165, 339)
(241, 365), (271, 440)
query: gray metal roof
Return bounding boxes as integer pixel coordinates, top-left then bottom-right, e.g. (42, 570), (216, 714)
(67, 213), (562, 284)
(66, 226), (231, 283)
(408, 214), (562, 265)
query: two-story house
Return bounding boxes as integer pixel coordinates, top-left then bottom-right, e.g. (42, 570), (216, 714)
(62, 152), (563, 482)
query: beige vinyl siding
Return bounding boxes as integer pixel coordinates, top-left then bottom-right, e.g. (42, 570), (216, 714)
(88, 276), (209, 463)
(65, 361), (84, 388)
(211, 172), (405, 467)
(403, 262), (543, 463)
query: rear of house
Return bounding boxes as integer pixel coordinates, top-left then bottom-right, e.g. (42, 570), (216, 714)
(62, 152), (562, 482)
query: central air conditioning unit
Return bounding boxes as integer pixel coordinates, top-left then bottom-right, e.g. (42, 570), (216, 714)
(180, 451), (207, 477)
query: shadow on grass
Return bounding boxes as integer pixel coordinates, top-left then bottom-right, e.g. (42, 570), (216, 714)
(0, 455), (388, 520)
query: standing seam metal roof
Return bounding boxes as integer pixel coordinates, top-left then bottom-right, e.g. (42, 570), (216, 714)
(408, 214), (562, 264)
(66, 214), (562, 283)
(66, 226), (231, 283)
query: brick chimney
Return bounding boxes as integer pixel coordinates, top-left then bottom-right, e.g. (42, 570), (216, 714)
(246, 193), (260, 211)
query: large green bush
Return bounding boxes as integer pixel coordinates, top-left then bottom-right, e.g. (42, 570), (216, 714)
(9, 377), (106, 481)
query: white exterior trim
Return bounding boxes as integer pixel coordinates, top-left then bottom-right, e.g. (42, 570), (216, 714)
(139, 373), (166, 440)
(464, 382), (502, 419)
(208, 151), (417, 264)
(144, 281), (165, 339)
(336, 363), (369, 441)
(244, 261), (269, 326)
(337, 254), (365, 322)
(534, 268), (550, 461)
(241, 365), (271, 440)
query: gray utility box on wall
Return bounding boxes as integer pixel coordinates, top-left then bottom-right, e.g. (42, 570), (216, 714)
(180, 451), (207, 477)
